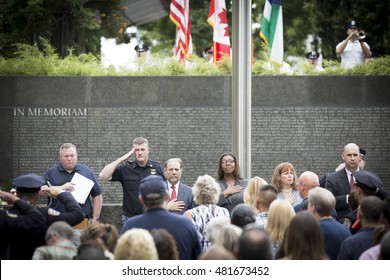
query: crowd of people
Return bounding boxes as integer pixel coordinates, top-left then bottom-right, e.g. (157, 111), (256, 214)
(1, 136), (389, 260)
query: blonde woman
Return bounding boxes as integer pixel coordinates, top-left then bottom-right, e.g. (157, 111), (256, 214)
(184, 174), (230, 251)
(243, 176), (269, 214)
(271, 162), (303, 207)
(214, 223), (242, 256)
(266, 199), (296, 259)
(114, 228), (158, 260)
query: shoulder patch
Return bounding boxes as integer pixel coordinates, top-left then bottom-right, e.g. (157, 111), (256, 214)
(6, 212), (19, 218)
(47, 208), (61, 216)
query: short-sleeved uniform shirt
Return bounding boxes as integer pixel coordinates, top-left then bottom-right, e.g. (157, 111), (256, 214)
(111, 159), (164, 217)
(336, 40), (370, 69)
(44, 163), (103, 217)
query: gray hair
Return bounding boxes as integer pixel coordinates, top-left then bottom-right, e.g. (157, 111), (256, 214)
(164, 158), (183, 168)
(308, 187), (335, 217)
(192, 174), (221, 205)
(59, 143), (77, 154)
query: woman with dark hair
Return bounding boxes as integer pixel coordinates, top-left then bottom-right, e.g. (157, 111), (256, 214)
(277, 211), (328, 260)
(150, 228), (179, 260)
(80, 223), (119, 260)
(216, 152), (248, 214)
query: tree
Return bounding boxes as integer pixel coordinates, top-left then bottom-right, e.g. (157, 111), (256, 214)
(1, 0), (388, 62)
(303, 0), (390, 60)
(0, 0), (128, 58)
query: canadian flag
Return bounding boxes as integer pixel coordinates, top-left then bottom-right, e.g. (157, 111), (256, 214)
(207, 0), (231, 63)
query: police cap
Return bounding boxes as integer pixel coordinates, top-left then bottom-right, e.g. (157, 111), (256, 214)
(345, 20), (360, 30)
(306, 51), (319, 60)
(204, 46), (213, 54)
(354, 170), (383, 191)
(139, 175), (166, 198)
(134, 43), (149, 52)
(12, 173), (45, 193)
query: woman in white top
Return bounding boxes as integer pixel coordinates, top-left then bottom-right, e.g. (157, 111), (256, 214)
(183, 175), (230, 251)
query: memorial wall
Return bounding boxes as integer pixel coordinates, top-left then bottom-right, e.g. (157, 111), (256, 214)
(1, 75), (389, 225)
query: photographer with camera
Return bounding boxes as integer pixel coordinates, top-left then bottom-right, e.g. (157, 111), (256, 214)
(336, 20), (371, 69)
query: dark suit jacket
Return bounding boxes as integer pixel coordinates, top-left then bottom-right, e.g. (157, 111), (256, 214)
(167, 182), (196, 215)
(325, 168), (351, 220)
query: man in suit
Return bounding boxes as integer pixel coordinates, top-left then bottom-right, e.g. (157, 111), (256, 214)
(164, 158), (195, 215)
(325, 143), (362, 221)
(120, 175), (201, 260)
(319, 148), (366, 188)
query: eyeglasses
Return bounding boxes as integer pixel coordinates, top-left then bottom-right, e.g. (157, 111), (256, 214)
(221, 159), (235, 165)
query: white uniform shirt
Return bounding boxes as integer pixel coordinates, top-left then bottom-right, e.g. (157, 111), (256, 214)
(336, 40), (370, 69)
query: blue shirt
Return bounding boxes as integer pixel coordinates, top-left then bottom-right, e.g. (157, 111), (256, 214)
(337, 227), (375, 260)
(121, 208), (201, 260)
(44, 163), (103, 217)
(320, 218), (352, 260)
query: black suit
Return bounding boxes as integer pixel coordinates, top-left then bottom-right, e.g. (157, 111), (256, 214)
(325, 168), (352, 221)
(167, 182), (195, 215)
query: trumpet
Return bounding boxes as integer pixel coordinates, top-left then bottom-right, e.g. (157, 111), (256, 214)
(355, 30), (366, 40)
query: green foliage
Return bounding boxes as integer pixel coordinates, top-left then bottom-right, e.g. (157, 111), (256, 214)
(0, 38), (115, 76)
(0, 0), (128, 58)
(303, 0), (390, 60)
(1, 39), (390, 76)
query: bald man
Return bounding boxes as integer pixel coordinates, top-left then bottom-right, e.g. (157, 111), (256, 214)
(325, 143), (361, 221)
(294, 171), (320, 212)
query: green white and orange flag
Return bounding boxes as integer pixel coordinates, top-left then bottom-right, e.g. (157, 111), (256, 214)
(260, 0), (284, 64)
(207, 0), (231, 63)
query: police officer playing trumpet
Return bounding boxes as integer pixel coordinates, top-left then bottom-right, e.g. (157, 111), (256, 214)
(336, 20), (371, 69)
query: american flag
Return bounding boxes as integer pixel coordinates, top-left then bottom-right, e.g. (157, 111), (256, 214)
(170, 0), (193, 62)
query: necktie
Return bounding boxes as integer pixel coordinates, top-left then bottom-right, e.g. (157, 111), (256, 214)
(350, 173), (355, 191)
(171, 185), (176, 200)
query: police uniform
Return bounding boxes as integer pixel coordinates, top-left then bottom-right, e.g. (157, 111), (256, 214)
(8, 173), (84, 259)
(354, 170), (386, 196)
(0, 194), (46, 259)
(305, 51), (325, 72)
(343, 170), (389, 233)
(336, 20), (370, 68)
(111, 159), (164, 218)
